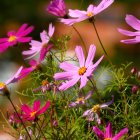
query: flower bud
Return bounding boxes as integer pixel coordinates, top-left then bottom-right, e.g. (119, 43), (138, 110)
(130, 67), (137, 75)
(131, 85), (139, 94)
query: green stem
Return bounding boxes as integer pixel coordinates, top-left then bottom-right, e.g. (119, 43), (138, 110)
(7, 96), (32, 140)
(72, 25), (88, 56)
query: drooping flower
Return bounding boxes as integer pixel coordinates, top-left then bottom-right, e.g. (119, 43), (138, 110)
(0, 24), (34, 53)
(47, 0), (67, 17)
(18, 59), (41, 80)
(54, 44), (104, 91)
(60, 0), (114, 26)
(21, 100), (50, 121)
(83, 96), (114, 124)
(22, 23), (55, 61)
(0, 66), (23, 92)
(93, 122), (128, 140)
(68, 90), (93, 108)
(118, 14), (140, 44)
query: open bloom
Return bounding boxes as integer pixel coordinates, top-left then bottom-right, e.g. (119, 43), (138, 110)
(22, 23), (55, 61)
(60, 0), (114, 26)
(93, 122), (128, 140)
(0, 23), (34, 53)
(68, 90), (93, 107)
(54, 44), (104, 91)
(118, 14), (140, 44)
(21, 100), (50, 121)
(83, 96), (114, 124)
(0, 66), (23, 91)
(47, 0), (66, 17)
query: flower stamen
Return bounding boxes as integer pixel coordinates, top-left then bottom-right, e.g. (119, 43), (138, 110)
(92, 104), (100, 113)
(30, 111), (37, 117)
(104, 138), (111, 140)
(78, 67), (87, 75)
(8, 35), (17, 42)
(76, 97), (84, 103)
(0, 82), (5, 88)
(86, 11), (94, 17)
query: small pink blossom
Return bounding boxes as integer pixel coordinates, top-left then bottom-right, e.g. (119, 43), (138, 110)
(21, 100), (50, 121)
(54, 44), (104, 91)
(0, 66), (23, 91)
(60, 0), (114, 26)
(93, 122), (128, 140)
(0, 23), (34, 53)
(22, 23), (55, 61)
(83, 96), (114, 124)
(118, 14), (140, 44)
(47, 0), (67, 17)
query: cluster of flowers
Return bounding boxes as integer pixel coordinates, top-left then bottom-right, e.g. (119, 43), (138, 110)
(1, 0), (140, 139)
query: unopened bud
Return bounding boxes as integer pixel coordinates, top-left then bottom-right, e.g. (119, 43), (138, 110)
(131, 85), (139, 94)
(130, 67), (137, 75)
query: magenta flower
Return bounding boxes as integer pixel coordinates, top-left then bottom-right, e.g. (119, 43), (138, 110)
(0, 66), (23, 91)
(0, 23), (34, 53)
(54, 44), (104, 91)
(18, 59), (41, 80)
(83, 96), (114, 124)
(68, 90), (93, 108)
(118, 14), (140, 44)
(21, 100), (50, 121)
(22, 23), (55, 61)
(47, 0), (66, 17)
(60, 0), (114, 26)
(93, 122), (128, 140)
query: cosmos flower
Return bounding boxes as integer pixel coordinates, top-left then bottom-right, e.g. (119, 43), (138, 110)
(18, 59), (41, 80)
(0, 23), (34, 53)
(0, 66), (23, 92)
(54, 44), (104, 91)
(47, 0), (67, 17)
(21, 100), (50, 121)
(93, 122), (128, 140)
(83, 96), (114, 124)
(60, 0), (114, 26)
(22, 23), (55, 61)
(118, 14), (140, 44)
(68, 90), (93, 108)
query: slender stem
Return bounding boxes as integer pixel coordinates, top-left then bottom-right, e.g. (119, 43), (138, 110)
(7, 96), (32, 140)
(88, 78), (102, 103)
(72, 25), (88, 56)
(90, 18), (113, 66)
(36, 121), (46, 140)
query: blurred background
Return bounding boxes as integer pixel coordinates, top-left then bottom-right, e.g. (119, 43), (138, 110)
(0, 0), (140, 139)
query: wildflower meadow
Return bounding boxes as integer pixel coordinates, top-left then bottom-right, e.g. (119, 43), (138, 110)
(0, 0), (140, 139)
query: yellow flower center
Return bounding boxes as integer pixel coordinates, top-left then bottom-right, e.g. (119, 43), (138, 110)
(92, 104), (100, 113)
(30, 111), (37, 117)
(78, 67), (87, 75)
(86, 11), (94, 17)
(0, 82), (5, 88)
(104, 138), (111, 140)
(8, 35), (17, 42)
(76, 97), (84, 103)
(41, 80), (49, 86)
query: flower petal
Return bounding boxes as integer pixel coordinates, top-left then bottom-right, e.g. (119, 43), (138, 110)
(80, 75), (88, 89)
(105, 122), (112, 138)
(40, 30), (49, 43)
(120, 36), (140, 44)
(85, 90), (94, 100)
(118, 28), (140, 36)
(33, 100), (41, 111)
(17, 37), (32, 43)
(93, 126), (104, 140)
(69, 9), (86, 18)
(21, 104), (32, 114)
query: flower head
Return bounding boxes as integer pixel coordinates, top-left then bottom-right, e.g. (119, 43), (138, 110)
(93, 122), (128, 140)
(118, 14), (140, 44)
(0, 66), (23, 92)
(47, 0), (67, 17)
(0, 23), (34, 53)
(21, 100), (50, 121)
(54, 44), (104, 91)
(60, 0), (114, 26)
(83, 96), (114, 124)
(68, 90), (93, 107)
(22, 23), (54, 61)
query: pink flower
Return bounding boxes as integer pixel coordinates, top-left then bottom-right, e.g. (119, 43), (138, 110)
(60, 0), (114, 26)
(47, 0), (67, 17)
(22, 23), (55, 61)
(118, 14), (140, 44)
(18, 59), (41, 80)
(0, 23), (34, 53)
(0, 66), (23, 91)
(21, 100), (50, 121)
(68, 90), (93, 108)
(83, 96), (114, 124)
(54, 44), (104, 91)
(93, 122), (128, 140)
